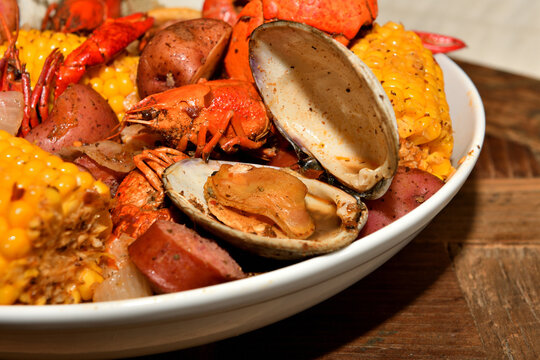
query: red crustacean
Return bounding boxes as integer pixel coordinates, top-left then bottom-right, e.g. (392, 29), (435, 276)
(111, 147), (188, 240)
(202, 0), (247, 26)
(124, 79), (271, 161)
(203, 0), (377, 81)
(0, 9), (51, 133)
(16, 13), (153, 136)
(41, 0), (123, 33)
(53, 13), (153, 98)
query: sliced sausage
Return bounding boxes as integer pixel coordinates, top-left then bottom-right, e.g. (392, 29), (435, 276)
(128, 220), (245, 293)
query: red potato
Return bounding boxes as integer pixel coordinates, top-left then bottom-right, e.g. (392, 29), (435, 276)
(136, 18), (232, 98)
(0, 0), (18, 43)
(359, 166), (445, 237)
(24, 83), (119, 153)
(128, 220), (246, 293)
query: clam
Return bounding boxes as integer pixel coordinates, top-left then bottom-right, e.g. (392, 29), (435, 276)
(163, 21), (399, 259)
(249, 21), (399, 199)
(164, 159), (366, 259)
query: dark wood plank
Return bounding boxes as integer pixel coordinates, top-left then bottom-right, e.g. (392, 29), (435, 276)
(449, 244), (540, 360)
(420, 178), (540, 245)
(454, 61), (540, 167)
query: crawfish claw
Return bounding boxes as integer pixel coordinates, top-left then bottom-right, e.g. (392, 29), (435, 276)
(414, 31), (466, 54)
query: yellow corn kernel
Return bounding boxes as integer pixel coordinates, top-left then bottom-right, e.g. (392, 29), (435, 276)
(78, 267), (104, 301)
(351, 22), (454, 180)
(0, 192), (10, 215)
(0, 228), (31, 260)
(0, 253), (7, 275)
(7, 200), (36, 229)
(0, 131), (112, 304)
(0, 284), (19, 305)
(81, 52), (140, 119)
(43, 187), (62, 208)
(108, 95), (126, 115)
(76, 171), (95, 190)
(54, 173), (79, 198)
(23, 158), (47, 175)
(93, 180), (110, 197)
(59, 162), (80, 175)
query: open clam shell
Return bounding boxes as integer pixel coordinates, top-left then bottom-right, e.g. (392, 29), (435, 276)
(249, 21), (399, 199)
(163, 159), (367, 260)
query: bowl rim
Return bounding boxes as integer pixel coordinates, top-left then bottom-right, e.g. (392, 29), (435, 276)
(0, 54), (485, 329)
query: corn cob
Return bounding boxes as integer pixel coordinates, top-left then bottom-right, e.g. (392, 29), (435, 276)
(351, 22), (454, 180)
(0, 30), (139, 120)
(0, 130), (112, 305)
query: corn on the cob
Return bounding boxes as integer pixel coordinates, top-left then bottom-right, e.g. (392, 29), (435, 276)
(0, 130), (112, 305)
(351, 22), (454, 180)
(0, 30), (139, 120)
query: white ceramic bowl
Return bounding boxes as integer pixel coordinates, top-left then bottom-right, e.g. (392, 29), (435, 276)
(1, 3), (485, 358)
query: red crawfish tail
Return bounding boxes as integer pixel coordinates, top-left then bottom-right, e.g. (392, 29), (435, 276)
(414, 31), (466, 54)
(223, 0), (378, 81)
(202, 0), (244, 26)
(41, 0), (124, 33)
(54, 12), (154, 98)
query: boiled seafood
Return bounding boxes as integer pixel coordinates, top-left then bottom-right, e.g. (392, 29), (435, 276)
(164, 159), (366, 259)
(163, 21), (399, 259)
(249, 21), (399, 199)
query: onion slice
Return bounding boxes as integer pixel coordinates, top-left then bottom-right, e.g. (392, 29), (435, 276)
(0, 91), (24, 135)
(57, 140), (137, 174)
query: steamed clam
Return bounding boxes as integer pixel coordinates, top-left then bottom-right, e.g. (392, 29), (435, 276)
(163, 21), (399, 259)
(164, 159), (365, 259)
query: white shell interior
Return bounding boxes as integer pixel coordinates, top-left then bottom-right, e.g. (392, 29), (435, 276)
(249, 21), (399, 198)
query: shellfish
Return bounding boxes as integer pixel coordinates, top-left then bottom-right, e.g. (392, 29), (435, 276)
(163, 21), (399, 259)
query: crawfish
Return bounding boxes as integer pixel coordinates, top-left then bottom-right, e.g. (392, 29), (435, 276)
(99, 147), (187, 299)
(111, 147), (188, 240)
(16, 13), (153, 136)
(124, 79), (271, 161)
(41, 0), (123, 33)
(0, 8), (58, 134)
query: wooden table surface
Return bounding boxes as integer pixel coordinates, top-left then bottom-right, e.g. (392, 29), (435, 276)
(139, 60), (540, 359)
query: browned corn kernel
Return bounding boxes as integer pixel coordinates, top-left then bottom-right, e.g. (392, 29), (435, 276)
(351, 22), (455, 180)
(0, 130), (112, 304)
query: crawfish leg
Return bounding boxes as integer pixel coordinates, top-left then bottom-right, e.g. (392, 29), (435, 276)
(35, 49), (63, 122)
(220, 113), (266, 151)
(134, 148), (188, 191)
(40, 3), (58, 31)
(198, 110), (234, 161)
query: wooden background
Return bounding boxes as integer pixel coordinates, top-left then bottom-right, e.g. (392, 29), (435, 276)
(139, 60), (540, 359)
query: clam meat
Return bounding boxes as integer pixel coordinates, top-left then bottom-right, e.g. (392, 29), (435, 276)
(164, 159), (366, 259)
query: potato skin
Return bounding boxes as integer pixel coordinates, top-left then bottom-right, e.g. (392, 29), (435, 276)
(0, 0), (18, 43)
(24, 84), (118, 153)
(359, 167), (445, 237)
(137, 18), (232, 98)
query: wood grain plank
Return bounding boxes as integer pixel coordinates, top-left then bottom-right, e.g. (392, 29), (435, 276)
(455, 61), (540, 165)
(449, 244), (540, 360)
(419, 177), (540, 244)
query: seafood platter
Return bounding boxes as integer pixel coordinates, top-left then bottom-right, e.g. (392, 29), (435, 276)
(0, 0), (484, 357)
